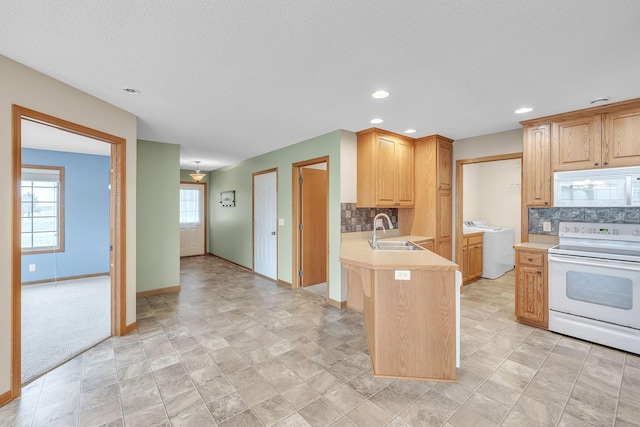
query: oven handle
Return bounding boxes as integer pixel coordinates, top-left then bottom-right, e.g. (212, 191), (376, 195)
(548, 254), (640, 272)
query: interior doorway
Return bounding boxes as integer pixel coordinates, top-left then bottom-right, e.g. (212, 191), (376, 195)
(253, 169), (278, 280)
(179, 182), (207, 257)
(11, 105), (126, 396)
(292, 157), (329, 292)
(455, 152), (523, 287)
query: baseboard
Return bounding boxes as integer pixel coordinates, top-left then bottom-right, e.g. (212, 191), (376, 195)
(207, 254), (252, 272)
(21, 272), (109, 286)
(136, 285), (181, 298)
(328, 298), (347, 309)
(125, 321), (138, 334)
(0, 389), (12, 407)
(277, 280), (293, 288)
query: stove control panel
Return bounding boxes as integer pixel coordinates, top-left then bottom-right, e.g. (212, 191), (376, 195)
(558, 222), (640, 241)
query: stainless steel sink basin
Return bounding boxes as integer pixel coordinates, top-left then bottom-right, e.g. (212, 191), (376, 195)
(369, 240), (424, 251)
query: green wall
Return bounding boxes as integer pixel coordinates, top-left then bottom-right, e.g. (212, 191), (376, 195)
(137, 140), (181, 292)
(209, 130), (343, 301)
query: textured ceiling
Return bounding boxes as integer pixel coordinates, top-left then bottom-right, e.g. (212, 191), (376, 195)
(2, 1), (640, 171)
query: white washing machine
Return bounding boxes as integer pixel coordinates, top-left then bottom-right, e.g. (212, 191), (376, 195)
(463, 220), (515, 279)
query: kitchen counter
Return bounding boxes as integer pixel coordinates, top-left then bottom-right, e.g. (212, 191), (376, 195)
(340, 235), (458, 271)
(340, 235), (459, 382)
(514, 242), (555, 252)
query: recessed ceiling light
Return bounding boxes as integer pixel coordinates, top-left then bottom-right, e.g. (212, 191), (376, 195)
(515, 107), (533, 114)
(590, 96), (610, 105)
(123, 88), (140, 94)
(370, 118), (384, 124)
(371, 90), (389, 99)
(404, 129), (417, 134)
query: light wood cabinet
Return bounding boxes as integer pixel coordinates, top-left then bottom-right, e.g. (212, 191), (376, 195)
(462, 232), (483, 284)
(356, 128), (414, 207)
(515, 248), (548, 329)
(552, 114), (602, 171)
(523, 124), (552, 207)
(603, 105), (640, 167)
(399, 135), (454, 260)
(552, 104), (640, 171)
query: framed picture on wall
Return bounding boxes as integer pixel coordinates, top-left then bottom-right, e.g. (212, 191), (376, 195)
(220, 190), (235, 207)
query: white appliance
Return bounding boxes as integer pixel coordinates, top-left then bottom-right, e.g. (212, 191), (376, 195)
(554, 166), (640, 207)
(548, 221), (640, 355)
(463, 220), (515, 279)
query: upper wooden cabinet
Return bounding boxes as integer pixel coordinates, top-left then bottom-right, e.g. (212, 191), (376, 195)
(356, 129), (415, 207)
(437, 139), (453, 190)
(552, 114), (602, 171)
(603, 105), (640, 168)
(523, 124), (552, 207)
(551, 103), (640, 171)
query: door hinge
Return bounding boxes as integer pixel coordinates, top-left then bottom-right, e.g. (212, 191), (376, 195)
(109, 245), (113, 252)
(299, 224), (303, 230)
(299, 176), (303, 184)
(299, 270), (303, 277)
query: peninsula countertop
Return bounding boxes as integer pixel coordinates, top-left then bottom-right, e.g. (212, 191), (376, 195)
(340, 235), (459, 270)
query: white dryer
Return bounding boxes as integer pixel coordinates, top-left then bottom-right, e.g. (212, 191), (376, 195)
(463, 220), (515, 279)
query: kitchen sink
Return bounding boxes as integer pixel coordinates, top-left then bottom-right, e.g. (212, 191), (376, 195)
(369, 240), (424, 251)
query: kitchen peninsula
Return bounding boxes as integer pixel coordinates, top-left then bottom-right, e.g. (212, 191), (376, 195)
(340, 236), (460, 382)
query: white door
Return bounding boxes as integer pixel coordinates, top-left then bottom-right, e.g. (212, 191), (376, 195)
(180, 183), (205, 257)
(253, 171), (277, 279)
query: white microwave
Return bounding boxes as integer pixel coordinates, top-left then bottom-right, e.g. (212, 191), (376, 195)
(554, 166), (640, 207)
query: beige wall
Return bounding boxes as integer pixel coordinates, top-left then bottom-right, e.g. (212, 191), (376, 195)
(453, 128), (523, 255)
(462, 159), (522, 243)
(0, 55), (137, 395)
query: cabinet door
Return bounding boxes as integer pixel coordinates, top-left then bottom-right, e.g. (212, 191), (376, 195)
(461, 245), (469, 283)
(376, 137), (397, 206)
(436, 190), (452, 260)
(437, 140), (452, 190)
(515, 263), (548, 328)
(395, 139), (415, 206)
(523, 124), (552, 207)
(469, 243), (483, 280)
(603, 106), (640, 167)
(552, 115), (602, 171)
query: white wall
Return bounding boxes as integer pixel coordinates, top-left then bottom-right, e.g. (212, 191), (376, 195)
(463, 159), (522, 243)
(0, 55), (137, 396)
(453, 128), (523, 255)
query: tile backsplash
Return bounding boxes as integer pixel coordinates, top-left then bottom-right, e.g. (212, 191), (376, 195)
(529, 207), (640, 235)
(341, 203), (398, 233)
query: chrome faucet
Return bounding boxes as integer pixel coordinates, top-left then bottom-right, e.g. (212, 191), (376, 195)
(372, 213), (394, 248)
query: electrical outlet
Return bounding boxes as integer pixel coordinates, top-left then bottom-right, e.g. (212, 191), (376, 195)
(543, 221), (551, 232)
(395, 270), (411, 281)
(29, 264), (36, 272)
(375, 218), (383, 228)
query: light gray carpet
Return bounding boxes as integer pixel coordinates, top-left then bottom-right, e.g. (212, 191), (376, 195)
(21, 276), (111, 383)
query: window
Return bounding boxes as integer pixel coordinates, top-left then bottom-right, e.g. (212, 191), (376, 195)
(180, 188), (200, 224)
(21, 165), (64, 253)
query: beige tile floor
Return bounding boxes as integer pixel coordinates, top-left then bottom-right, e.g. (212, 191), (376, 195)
(1, 255), (639, 426)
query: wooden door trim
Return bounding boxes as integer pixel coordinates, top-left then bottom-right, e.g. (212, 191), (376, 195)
(291, 156), (329, 290)
(11, 105), (127, 399)
(252, 168), (278, 277)
(180, 181), (208, 256)
(454, 152), (522, 291)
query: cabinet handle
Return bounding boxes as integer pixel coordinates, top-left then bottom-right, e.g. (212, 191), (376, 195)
(603, 161), (609, 166)
(544, 201), (549, 205)
(527, 257), (533, 261)
(594, 162), (600, 166)
(537, 271), (542, 275)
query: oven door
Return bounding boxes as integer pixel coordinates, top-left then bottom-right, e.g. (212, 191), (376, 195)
(548, 253), (640, 329)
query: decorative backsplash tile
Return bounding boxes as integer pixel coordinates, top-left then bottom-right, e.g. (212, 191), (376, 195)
(529, 207), (640, 235)
(341, 203), (398, 233)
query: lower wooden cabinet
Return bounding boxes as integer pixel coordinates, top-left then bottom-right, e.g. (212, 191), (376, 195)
(413, 238), (435, 251)
(515, 248), (548, 329)
(462, 233), (483, 284)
